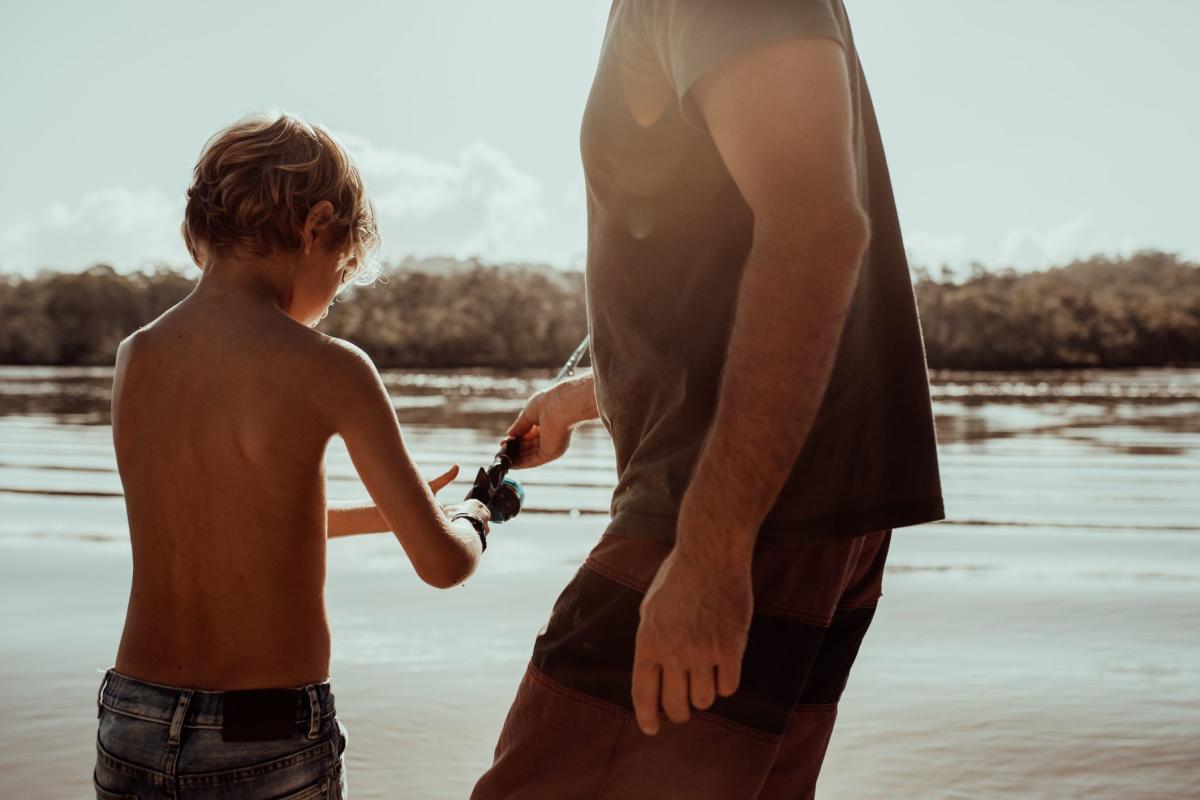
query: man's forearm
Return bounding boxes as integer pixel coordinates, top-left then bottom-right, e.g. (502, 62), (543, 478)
(677, 215), (869, 559)
(556, 370), (600, 424)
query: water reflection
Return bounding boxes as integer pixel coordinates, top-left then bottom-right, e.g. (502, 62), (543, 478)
(1, 366), (1198, 535)
(3, 366), (1198, 450)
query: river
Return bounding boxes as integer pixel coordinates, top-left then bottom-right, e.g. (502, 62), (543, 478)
(1, 367), (1197, 798)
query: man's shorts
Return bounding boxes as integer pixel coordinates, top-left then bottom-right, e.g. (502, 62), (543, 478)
(473, 529), (891, 800)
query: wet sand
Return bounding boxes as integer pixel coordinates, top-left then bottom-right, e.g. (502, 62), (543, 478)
(2, 519), (1198, 799)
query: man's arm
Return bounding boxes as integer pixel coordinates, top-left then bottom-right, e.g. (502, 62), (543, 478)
(504, 371), (600, 469)
(632, 37), (869, 734)
(684, 36), (867, 556)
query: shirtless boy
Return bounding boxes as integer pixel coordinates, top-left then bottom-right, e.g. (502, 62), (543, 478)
(93, 113), (491, 800)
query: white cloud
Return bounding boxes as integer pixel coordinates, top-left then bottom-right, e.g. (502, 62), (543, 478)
(0, 188), (189, 275)
(0, 137), (547, 275)
(997, 215), (1139, 271)
(905, 231), (968, 271)
(339, 135), (545, 263)
(906, 216), (1141, 278)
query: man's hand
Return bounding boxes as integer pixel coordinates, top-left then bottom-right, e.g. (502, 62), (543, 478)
(631, 541), (753, 735)
(505, 373), (599, 468)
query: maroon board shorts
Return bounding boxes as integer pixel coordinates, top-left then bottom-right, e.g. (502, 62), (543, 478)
(473, 529), (891, 800)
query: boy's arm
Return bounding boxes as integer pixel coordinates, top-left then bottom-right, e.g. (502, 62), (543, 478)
(327, 465), (460, 538)
(319, 342), (487, 587)
(328, 504), (386, 538)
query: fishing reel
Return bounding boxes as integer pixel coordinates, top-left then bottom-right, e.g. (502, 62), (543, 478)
(466, 436), (525, 523)
(463, 335), (589, 524)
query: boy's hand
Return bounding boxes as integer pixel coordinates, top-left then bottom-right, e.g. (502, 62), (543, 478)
(427, 464), (460, 495)
(505, 374), (599, 469)
(441, 499), (492, 534)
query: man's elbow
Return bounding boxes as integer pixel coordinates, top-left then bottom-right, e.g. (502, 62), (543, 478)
(828, 204), (871, 261)
(758, 202), (871, 265)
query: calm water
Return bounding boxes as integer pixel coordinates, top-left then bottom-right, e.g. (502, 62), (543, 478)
(3, 366), (1197, 536)
(1, 367), (1198, 798)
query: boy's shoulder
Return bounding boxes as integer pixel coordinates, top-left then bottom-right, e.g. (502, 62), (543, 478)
(217, 307), (374, 382)
(304, 329), (375, 376)
(298, 332), (392, 432)
(299, 330), (387, 400)
(113, 325), (151, 377)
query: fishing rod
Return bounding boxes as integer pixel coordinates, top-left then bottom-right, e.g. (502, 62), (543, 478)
(554, 335), (590, 382)
(464, 335), (591, 524)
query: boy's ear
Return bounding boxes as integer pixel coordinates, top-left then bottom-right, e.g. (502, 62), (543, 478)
(301, 201), (336, 254)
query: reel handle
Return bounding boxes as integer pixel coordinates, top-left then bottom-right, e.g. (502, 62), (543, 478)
(466, 437), (525, 523)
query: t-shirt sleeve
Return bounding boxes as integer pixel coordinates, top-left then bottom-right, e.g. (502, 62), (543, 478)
(638, 0), (846, 129)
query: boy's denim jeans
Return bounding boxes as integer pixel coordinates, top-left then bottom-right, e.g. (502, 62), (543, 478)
(94, 669), (348, 799)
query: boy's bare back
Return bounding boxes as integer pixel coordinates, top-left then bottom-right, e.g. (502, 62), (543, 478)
(110, 114), (489, 691)
(114, 295), (345, 689)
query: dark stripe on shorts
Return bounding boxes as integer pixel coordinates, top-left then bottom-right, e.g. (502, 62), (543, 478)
(532, 565), (836, 736)
(795, 606), (876, 705)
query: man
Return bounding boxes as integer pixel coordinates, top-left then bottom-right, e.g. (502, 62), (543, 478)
(473, 1), (943, 797)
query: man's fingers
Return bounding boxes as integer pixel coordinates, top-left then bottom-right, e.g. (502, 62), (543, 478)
(501, 431), (545, 469)
(507, 425), (570, 469)
(506, 413), (532, 438)
(661, 666), (691, 724)
(501, 431), (540, 449)
(506, 395), (543, 437)
(427, 464), (460, 494)
(689, 666), (718, 711)
(717, 657), (742, 698)
(631, 659), (662, 736)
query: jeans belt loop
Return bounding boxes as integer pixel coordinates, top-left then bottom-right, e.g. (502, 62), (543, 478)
(306, 685), (321, 740)
(96, 669), (111, 719)
(168, 689), (193, 747)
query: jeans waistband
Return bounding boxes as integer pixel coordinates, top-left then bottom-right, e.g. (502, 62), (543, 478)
(98, 669), (337, 732)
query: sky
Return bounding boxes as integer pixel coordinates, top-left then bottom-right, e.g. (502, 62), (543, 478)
(1, 0), (1197, 276)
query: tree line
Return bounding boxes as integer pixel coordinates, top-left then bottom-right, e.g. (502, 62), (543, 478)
(0, 250), (1196, 370)
(914, 250), (1199, 369)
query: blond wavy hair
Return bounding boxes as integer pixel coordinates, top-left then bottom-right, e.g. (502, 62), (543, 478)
(182, 113), (379, 282)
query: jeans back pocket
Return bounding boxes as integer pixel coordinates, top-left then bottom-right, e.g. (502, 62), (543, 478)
(93, 773), (139, 800)
(275, 775), (331, 800)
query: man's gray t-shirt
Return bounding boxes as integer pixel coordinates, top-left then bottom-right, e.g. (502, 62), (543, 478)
(582, 0), (944, 544)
